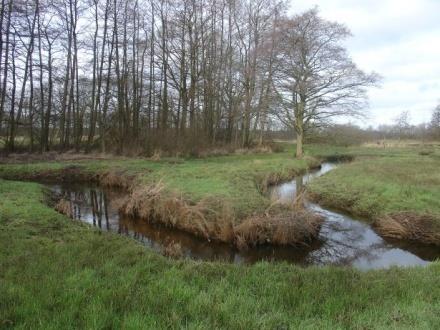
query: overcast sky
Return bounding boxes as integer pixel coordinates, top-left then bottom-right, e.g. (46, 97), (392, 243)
(289, 0), (440, 127)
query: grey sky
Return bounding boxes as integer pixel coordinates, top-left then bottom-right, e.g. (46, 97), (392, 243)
(289, 0), (440, 127)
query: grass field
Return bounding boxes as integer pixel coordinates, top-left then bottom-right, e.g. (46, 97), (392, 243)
(1, 143), (440, 327)
(307, 143), (440, 244)
(308, 153), (440, 218)
(0, 146), (321, 218)
(1, 178), (439, 328)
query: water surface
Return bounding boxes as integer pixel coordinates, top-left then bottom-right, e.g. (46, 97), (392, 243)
(48, 162), (439, 269)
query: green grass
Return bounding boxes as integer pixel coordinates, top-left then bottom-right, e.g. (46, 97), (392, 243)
(0, 148), (319, 219)
(1, 179), (439, 328)
(1, 142), (439, 221)
(308, 145), (440, 221)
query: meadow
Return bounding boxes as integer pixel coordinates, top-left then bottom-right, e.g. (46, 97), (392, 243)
(1, 142), (440, 328)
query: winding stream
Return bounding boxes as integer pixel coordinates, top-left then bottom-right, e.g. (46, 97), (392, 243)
(48, 162), (439, 269)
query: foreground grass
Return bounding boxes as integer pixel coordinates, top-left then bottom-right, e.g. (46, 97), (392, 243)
(1, 179), (439, 328)
(308, 145), (440, 221)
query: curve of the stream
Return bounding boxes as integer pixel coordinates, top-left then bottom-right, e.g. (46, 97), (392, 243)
(48, 162), (440, 269)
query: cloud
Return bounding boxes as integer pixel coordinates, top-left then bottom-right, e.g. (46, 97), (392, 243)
(289, 0), (440, 126)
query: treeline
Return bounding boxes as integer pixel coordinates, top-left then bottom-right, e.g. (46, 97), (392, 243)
(305, 106), (440, 146)
(0, 0), (292, 154)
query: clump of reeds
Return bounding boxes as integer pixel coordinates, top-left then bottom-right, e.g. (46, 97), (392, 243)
(118, 180), (324, 249)
(234, 209), (323, 250)
(163, 241), (184, 259)
(374, 212), (440, 246)
(55, 199), (72, 218)
(150, 150), (162, 161)
(118, 182), (235, 242)
(99, 170), (136, 190)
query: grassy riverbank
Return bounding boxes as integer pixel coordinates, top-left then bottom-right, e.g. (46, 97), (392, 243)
(308, 144), (440, 244)
(1, 178), (439, 328)
(0, 147), (320, 218)
(1, 143), (440, 245)
(0, 148), (328, 247)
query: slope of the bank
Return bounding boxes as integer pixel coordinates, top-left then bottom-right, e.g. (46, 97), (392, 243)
(308, 148), (440, 245)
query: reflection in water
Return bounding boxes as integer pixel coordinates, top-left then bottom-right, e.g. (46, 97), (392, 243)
(269, 163), (438, 269)
(51, 184), (323, 264)
(49, 162), (440, 270)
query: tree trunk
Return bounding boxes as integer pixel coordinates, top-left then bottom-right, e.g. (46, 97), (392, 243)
(296, 129), (303, 159)
(295, 100), (305, 159)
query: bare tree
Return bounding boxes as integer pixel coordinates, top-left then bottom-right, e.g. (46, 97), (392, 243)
(273, 9), (379, 158)
(394, 110), (411, 140)
(0, 1), (383, 155)
(430, 103), (440, 139)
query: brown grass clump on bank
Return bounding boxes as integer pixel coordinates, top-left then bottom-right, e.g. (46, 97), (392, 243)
(257, 170), (297, 193)
(118, 182), (235, 242)
(374, 212), (440, 246)
(55, 199), (72, 218)
(234, 210), (323, 250)
(19, 160), (326, 249)
(163, 241), (184, 259)
(98, 171), (137, 190)
(118, 182), (322, 249)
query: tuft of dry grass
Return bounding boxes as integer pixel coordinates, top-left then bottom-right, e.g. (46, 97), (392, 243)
(234, 209), (323, 250)
(163, 241), (184, 259)
(55, 199), (72, 218)
(98, 171), (136, 190)
(374, 212), (440, 246)
(149, 150), (162, 161)
(118, 182), (234, 242)
(118, 181), (323, 249)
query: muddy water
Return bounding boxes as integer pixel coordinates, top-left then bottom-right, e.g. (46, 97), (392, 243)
(48, 163), (440, 269)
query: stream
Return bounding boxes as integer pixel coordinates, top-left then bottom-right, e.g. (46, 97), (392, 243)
(48, 162), (440, 269)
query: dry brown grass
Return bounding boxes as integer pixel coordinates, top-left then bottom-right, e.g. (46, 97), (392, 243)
(18, 160), (326, 249)
(55, 199), (72, 218)
(149, 150), (162, 161)
(163, 241), (184, 259)
(234, 210), (323, 250)
(118, 182), (235, 242)
(98, 171), (137, 190)
(118, 181), (322, 249)
(362, 139), (440, 149)
(374, 212), (440, 246)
